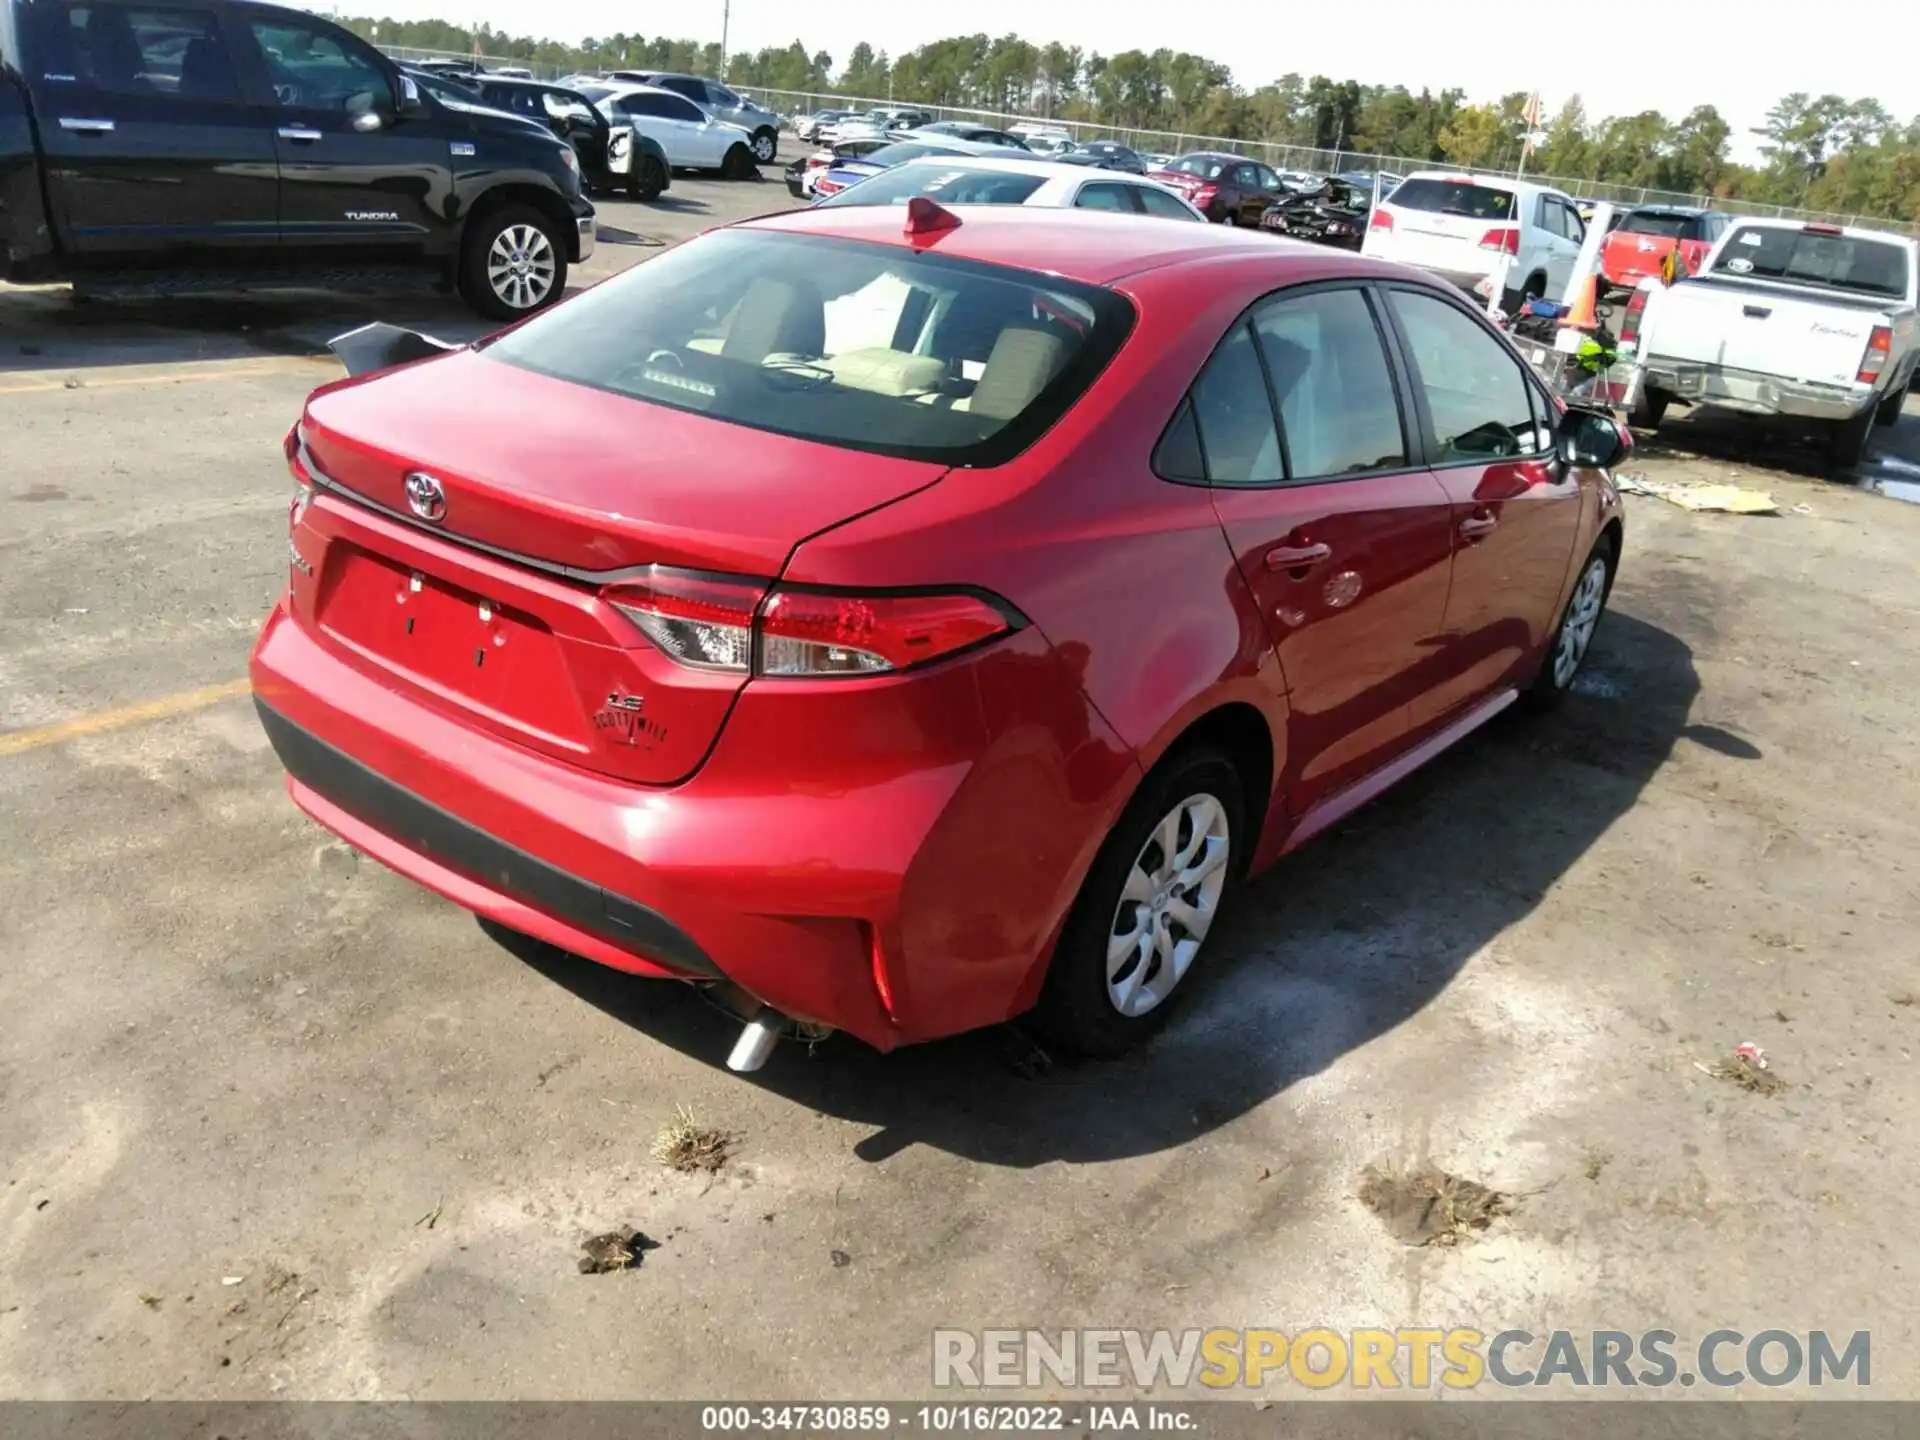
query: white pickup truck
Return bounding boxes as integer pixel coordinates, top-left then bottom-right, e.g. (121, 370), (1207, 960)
(1622, 217), (1919, 465)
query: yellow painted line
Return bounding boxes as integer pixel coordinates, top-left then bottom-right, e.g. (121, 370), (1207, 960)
(0, 355), (332, 397)
(0, 678), (251, 758)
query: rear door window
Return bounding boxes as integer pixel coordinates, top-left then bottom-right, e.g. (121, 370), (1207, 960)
(1386, 289), (1545, 463)
(36, 4), (238, 102)
(1250, 288), (1407, 480)
(1711, 225), (1912, 298)
(486, 229), (1136, 467)
(1074, 182), (1139, 212)
(1389, 178), (1516, 221)
(1136, 187), (1201, 221)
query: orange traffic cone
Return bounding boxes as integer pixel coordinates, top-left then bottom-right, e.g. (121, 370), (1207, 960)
(1559, 273), (1600, 331)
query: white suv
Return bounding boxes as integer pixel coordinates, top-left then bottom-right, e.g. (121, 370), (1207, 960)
(1362, 171), (1586, 310)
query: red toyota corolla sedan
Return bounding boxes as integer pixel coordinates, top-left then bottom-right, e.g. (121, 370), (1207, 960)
(252, 201), (1627, 1068)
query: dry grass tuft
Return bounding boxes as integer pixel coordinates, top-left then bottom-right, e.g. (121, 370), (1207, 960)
(651, 1105), (734, 1174)
(1358, 1162), (1515, 1247)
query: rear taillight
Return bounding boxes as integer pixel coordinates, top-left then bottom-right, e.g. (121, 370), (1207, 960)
(1191, 184), (1216, 209)
(1621, 286), (1650, 346)
(608, 568), (759, 672)
(1859, 325), (1893, 383)
(1369, 209), (1393, 232)
(606, 567), (1018, 679)
(1479, 226), (1520, 256)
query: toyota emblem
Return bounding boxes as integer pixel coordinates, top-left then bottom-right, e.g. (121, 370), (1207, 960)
(404, 471), (447, 522)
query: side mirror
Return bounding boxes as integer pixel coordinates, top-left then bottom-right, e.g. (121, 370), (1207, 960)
(395, 73), (422, 114)
(1558, 407), (1630, 470)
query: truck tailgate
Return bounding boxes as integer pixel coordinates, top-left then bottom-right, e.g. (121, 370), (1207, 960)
(1648, 279), (1882, 386)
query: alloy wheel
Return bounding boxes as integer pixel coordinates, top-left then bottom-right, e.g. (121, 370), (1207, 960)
(1553, 556), (1608, 688)
(486, 223), (557, 312)
(751, 131), (776, 163)
(1105, 793), (1231, 1017)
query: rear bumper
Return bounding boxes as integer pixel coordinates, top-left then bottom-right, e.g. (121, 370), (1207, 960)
(1638, 357), (1872, 421)
(257, 699), (716, 978)
(250, 598), (1133, 1051)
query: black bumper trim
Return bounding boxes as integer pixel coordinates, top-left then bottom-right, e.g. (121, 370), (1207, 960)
(255, 699), (721, 979)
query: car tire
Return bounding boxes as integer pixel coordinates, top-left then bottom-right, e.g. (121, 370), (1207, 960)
(628, 154), (667, 202)
(1873, 377), (1910, 428)
(722, 143), (758, 180)
(1828, 406), (1875, 468)
(1628, 386), (1669, 431)
(1524, 537), (1615, 708)
(750, 127), (778, 164)
(459, 203), (568, 322)
(1033, 745), (1245, 1058)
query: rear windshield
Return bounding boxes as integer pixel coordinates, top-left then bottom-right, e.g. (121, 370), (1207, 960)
(1713, 225), (1912, 298)
(485, 230), (1136, 466)
(1167, 155), (1229, 179)
(858, 141), (960, 167)
(1389, 179), (1515, 221)
(818, 166), (1047, 208)
(1619, 211), (1691, 239)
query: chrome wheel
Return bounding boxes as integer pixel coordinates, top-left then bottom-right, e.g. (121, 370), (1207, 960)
(1553, 556), (1608, 688)
(751, 130), (777, 163)
(486, 223), (557, 312)
(1106, 793), (1231, 1018)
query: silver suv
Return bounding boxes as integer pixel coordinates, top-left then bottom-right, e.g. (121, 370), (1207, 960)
(631, 73), (781, 164)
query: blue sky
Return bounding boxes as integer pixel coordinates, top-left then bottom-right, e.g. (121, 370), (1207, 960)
(355, 0), (1919, 161)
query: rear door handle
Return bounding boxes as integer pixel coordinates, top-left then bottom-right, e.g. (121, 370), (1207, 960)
(1264, 542), (1332, 571)
(278, 126), (324, 143)
(1458, 513), (1499, 540)
(58, 117), (116, 133)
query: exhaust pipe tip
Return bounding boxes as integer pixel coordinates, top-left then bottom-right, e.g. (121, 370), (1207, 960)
(726, 1008), (783, 1073)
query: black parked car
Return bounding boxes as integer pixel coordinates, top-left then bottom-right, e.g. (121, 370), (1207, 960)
(473, 76), (670, 200)
(1068, 140), (1147, 174)
(1258, 175), (1371, 249)
(915, 120), (1029, 149)
(0, 0), (594, 318)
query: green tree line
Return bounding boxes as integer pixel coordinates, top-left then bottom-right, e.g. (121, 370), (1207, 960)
(340, 16), (1920, 222)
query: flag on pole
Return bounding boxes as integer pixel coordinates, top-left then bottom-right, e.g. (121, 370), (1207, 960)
(1521, 91), (1543, 154)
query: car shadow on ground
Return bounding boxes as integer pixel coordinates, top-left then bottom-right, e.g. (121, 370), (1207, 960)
(495, 606), (1712, 1167)
(1633, 402), (1916, 482)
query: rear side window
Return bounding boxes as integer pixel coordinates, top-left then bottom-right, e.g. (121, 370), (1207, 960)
(1389, 178), (1516, 221)
(816, 166), (1047, 208)
(1187, 325), (1283, 484)
(1712, 225), (1912, 299)
(34, 4), (236, 101)
(486, 229), (1136, 467)
(1251, 289), (1407, 480)
(1387, 290), (1545, 462)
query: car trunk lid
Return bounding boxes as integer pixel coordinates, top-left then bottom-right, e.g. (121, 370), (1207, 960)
(292, 350), (948, 785)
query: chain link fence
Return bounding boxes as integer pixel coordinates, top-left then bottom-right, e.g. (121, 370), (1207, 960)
(750, 86), (1918, 234)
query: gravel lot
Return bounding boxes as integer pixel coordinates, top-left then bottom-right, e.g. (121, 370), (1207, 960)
(4, 162), (1920, 1401)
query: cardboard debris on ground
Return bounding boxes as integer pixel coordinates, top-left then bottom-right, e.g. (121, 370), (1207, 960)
(1615, 472), (1779, 515)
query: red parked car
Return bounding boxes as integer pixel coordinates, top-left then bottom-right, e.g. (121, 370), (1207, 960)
(252, 202), (1627, 1069)
(1600, 206), (1732, 296)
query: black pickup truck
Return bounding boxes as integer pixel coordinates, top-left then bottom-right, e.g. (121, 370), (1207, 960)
(0, 0), (594, 317)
